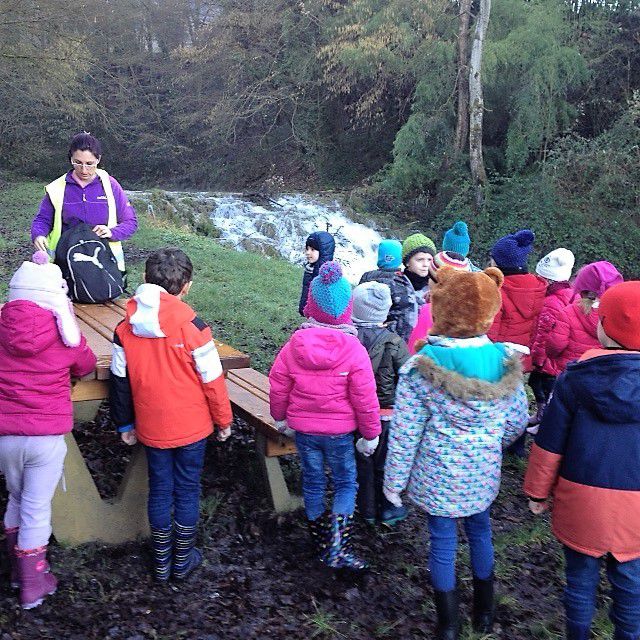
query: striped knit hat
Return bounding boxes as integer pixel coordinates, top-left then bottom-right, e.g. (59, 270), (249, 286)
(304, 261), (353, 325)
(428, 251), (471, 281)
(402, 233), (437, 265)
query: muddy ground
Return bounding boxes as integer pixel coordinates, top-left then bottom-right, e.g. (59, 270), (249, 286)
(0, 412), (607, 639)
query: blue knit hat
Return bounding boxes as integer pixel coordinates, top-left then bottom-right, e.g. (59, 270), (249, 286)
(377, 239), (402, 270)
(304, 261), (353, 325)
(442, 221), (471, 257)
(490, 230), (535, 271)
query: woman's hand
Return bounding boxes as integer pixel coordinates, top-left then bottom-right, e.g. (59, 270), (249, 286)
(528, 498), (549, 515)
(93, 225), (113, 239)
(33, 236), (48, 252)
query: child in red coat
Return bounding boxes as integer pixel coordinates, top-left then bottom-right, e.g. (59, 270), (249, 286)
(527, 248), (575, 430)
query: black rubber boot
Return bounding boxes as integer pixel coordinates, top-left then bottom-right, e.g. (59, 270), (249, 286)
(325, 514), (368, 570)
(472, 575), (495, 633)
(307, 513), (329, 563)
(433, 589), (460, 640)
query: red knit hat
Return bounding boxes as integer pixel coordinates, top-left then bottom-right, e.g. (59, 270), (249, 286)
(598, 281), (640, 350)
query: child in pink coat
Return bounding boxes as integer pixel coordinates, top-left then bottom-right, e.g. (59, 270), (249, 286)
(528, 249), (576, 429)
(0, 252), (96, 609)
(269, 261), (380, 570)
(546, 261), (623, 373)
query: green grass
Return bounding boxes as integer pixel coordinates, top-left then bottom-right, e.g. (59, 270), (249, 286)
(0, 175), (302, 373)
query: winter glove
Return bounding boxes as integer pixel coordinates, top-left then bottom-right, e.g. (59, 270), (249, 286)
(216, 425), (232, 442)
(355, 436), (379, 457)
(274, 420), (296, 439)
(121, 430), (137, 446)
(383, 487), (403, 508)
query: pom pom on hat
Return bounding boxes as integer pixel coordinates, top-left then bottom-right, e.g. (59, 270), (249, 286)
(536, 248), (575, 282)
(490, 229), (535, 271)
(304, 261), (353, 325)
(442, 221), (471, 257)
(402, 233), (437, 265)
(599, 281), (640, 350)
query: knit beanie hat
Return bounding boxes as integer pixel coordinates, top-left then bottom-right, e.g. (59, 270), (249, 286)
(535, 248), (575, 282)
(599, 281), (640, 350)
(352, 281), (392, 325)
(8, 250), (81, 347)
(490, 230), (535, 271)
(573, 261), (623, 298)
(377, 239), (403, 270)
(442, 221), (471, 257)
(430, 267), (504, 338)
(304, 261), (353, 325)
(402, 233), (437, 265)
(429, 251), (471, 281)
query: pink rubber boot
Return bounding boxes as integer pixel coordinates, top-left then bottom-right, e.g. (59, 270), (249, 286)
(16, 546), (57, 609)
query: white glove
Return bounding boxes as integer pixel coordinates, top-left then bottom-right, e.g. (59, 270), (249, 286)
(216, 426), (231, 442)
(356, 436), (379, 457)
(274, 420), (296, 438)
(383, 487), (403, 507)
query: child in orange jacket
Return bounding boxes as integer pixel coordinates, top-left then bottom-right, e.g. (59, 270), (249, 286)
(110, 248), (232, 582)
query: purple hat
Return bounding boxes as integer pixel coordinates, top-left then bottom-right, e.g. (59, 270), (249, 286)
(573, 261), (623, 298)
(490, 230), (535, 271)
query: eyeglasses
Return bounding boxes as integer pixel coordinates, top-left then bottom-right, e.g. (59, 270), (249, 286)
(71, 160), (99, 169)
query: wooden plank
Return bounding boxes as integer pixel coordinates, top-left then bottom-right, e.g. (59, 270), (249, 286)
(227, 370), (269, 403)
(71, 379), (109, 402)
(73, 306), (115, 341)
(76, 303), (124, 330)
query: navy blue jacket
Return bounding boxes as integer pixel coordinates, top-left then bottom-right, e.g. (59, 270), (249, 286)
(299, 231), (335, 316)
(525, 350), (640, 559)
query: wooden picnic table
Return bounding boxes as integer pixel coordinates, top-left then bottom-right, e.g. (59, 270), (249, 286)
(52, 299), (251, 546)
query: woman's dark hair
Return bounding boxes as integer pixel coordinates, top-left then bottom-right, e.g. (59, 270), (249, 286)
(145, 248), (193, 295)
(68, 132), (102, 161)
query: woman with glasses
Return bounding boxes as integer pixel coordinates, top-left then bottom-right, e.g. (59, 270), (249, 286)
(30, 132), (138, 272)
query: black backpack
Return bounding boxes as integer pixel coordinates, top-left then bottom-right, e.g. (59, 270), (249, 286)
(54, 223), (125, 303)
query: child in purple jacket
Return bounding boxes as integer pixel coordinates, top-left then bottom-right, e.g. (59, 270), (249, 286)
(270, 262), (380, 569)
(0, 252), (96, 609)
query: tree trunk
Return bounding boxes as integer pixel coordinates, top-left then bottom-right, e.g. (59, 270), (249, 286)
(454, 0), (472, 154)
(469, 0), (491, 209)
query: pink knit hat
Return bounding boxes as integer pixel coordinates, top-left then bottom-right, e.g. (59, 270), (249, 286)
(8, 251), (81, 347)
(573, 261), (623, 298)
(304, 262), (353, 325)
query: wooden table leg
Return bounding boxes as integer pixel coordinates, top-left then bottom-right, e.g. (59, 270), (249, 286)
(52, 433), (150, 546)
(254, 433), (302, 513)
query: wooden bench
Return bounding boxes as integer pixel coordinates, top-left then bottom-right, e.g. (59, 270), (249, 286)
(226, 368), (302, 513)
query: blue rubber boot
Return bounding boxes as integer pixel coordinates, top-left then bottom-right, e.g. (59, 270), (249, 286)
(150, 526), (172, 582)
(172, 522), (202, 580)
(325, 514), (368, 570)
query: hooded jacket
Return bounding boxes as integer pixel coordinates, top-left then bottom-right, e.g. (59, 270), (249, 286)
(299, 232), (335, 316)
(487, 273), (547, 371)
(356, 326), (411, 408)
(269, 325), (381, 439)
(525, 350), (640, 561)
(530, 281), (575, 376)
(384, 338), (528, 517)
(0, 300), (96, 436)
(545, 300), (599, 372)
(110, 284), (233, 448)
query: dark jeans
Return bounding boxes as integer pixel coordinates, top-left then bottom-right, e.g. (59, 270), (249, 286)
(564, 546), (640, 638)
(355, 418), (390, 519)
(145, 438), (207, 530)
(528, 370), (556, 405)
(295, 432), (357, 520)
(427, 508), (494, 592)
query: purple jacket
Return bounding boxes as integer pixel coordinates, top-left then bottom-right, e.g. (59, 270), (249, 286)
(31, 171), (138, 242)
(0, 301), (96, 436)
(269, 326), (381, 439)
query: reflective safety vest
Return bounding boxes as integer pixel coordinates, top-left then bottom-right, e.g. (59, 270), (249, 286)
(45, 168), (126, 271)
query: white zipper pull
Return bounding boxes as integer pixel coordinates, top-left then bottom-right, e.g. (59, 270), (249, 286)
(82, 193), (86, 202)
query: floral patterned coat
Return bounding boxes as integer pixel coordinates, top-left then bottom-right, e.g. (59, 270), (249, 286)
(384, 344), (528, 517)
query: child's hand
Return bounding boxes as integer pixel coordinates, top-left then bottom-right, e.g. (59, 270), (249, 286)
(528, 498), (549, 515)
(216, 425), (232, 442)
(356, 436), (379, 457)
(121, 430), (137, 446)
(383, 487), (403, 508)
(274, 420), (296, 438)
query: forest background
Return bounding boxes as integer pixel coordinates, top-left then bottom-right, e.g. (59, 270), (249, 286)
(0, 0), (639, 275)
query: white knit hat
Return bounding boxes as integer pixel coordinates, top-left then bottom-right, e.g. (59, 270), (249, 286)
(535, 248), (575, 282)
(8, 251), (81, 347)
